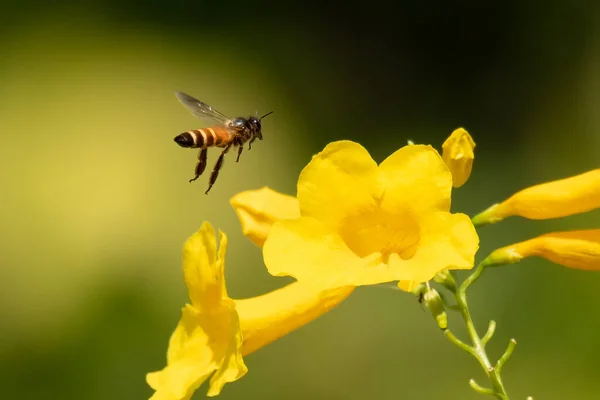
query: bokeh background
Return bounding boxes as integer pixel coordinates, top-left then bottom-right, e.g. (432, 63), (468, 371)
(1, 1), (599, 399)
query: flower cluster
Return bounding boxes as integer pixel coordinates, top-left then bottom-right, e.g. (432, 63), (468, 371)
(147, 124), (600, 399)
(147, 128), (481, 398)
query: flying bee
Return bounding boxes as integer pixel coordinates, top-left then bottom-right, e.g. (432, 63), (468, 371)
(173, 91), (273, 194)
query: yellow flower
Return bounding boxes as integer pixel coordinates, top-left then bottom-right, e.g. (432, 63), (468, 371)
(249, 141), (478, 289)
(147, 222), (353, 399)
(442, 127), (476, 188)
(146, 222), (247, 399)
(482, 230), (600, 271)
(472, 169), (600, 226)
(231, 187), (433, 292)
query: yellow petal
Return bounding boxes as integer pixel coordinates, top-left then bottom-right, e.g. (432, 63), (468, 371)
(216, 230), (229, 298)
(263, 217), (378, 288)
(147, 306), (221, 400)
(441, 127), (475, 188)
(183, 222), (223, 311)
(230, 187), (300, 247)
(379, 145), (452, 214)
(235, 282), (354, 355)
(206, 299), (247, 396)
(147, 367), (213, 400)
(397, 280), (420, 292)
(472, 169), (600, 226)
(394, 211), (479, 288)
(297, 141), (382, 231)
(165, 305), (214, 366)
(483, 230), (600, 270)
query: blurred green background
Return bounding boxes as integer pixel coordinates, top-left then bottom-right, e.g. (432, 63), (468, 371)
(1, 1), (599, 399)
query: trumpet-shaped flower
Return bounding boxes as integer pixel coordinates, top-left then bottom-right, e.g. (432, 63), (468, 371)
(147, 222), (353, 399)
(472, 169), (600, 226)
(482, 230), (600, 271)
(147, 223), (247, 399)
(231, 188), (437, 292)
(252, 141), (478, 289)
(442, 127), (476, 188)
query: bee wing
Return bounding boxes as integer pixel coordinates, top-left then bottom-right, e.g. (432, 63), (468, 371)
(175, 92), (231, 125)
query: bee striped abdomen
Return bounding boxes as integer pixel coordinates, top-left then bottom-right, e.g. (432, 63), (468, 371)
(174, 129), (209, 148)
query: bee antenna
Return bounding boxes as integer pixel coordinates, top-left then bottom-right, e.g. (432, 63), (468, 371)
(259, 111), (274, 121)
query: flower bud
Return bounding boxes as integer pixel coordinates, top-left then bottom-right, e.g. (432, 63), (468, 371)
(433, 270), (457, 292)
(411, 283), (427, 304)
(472, 169), (600, 226)
(442, 127), (476, 188)
(423, 289), (448, 330)
(482, 229), (600, 271)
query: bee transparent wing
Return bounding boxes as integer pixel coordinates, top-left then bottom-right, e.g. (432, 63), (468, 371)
(175, 92), (231, 125)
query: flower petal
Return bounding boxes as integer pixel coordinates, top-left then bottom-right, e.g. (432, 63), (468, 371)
(235, 282), (354, 355)
(165, 306), (212, 365)
(206, 299), (248, 396)
(147, 366), (213, 400)
(183, 222), (222, 311)
(393, 212), (479, 287)
(147, 306), (218, 400)
(397, 280), (420, 292)
(297, 141), (382, 231)
(263, 217), (365, 287)
(379, 145), (453, 214)
(230, 187), (300, 247)
(484, 230), (600, 271)
(472, 169), (600, 226)
(216, 230), (229, 297)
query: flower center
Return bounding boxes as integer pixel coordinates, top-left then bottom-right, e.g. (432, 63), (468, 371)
(339, 208), (420, 263)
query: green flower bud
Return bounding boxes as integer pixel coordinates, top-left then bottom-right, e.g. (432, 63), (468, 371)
(433, 270), (457, 292)
(423, 289), (448, 330)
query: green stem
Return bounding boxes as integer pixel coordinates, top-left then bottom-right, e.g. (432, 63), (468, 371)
(481, 320), (497, 345)
(442, 264), (514, 400)
(470, 379), (494, 396)
(456, 291), (508, 399)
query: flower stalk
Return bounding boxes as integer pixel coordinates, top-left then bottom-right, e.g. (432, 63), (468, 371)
(434, 264), (516, 400)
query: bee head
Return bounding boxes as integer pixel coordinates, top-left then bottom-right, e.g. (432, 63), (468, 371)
(254, 111), (273, 140)
(248, 116), (263, 139)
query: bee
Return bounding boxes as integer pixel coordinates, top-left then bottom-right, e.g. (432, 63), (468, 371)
(173, 91), (273, 194)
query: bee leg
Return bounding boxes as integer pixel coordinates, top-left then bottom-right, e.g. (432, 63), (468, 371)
(248, 137), (257, 150)
(235, 145), (243, 163)
(205, 145), (231, 194)
(189, 148), (208, 183)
